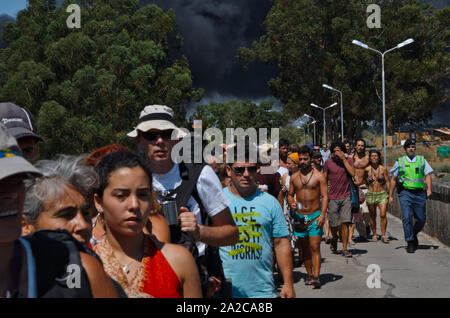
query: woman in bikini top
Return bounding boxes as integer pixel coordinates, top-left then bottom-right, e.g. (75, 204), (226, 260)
(365, 150), (388, 193)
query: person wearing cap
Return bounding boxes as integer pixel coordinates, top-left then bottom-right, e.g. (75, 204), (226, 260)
(0, 123), (117, 298)
(129, 105), (238, 290)
(389, 138), (433, 253)
(0, 102), (43, 163)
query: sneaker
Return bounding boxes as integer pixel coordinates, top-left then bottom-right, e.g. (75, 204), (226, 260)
(406, 241), (415, 253)
(311, 278), (321, 289)
(325, 237), (332, 244)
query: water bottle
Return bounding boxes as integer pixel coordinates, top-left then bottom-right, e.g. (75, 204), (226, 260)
(159, 190), (179, 226)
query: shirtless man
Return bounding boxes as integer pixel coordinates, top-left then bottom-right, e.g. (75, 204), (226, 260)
(288, 146), (328, 288)
(349, 139), (371, 242)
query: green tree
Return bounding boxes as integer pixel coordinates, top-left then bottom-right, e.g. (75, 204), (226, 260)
(238, 0), (449, 141)
(190, 99), (284, 139)
(0, 0), (203, 158)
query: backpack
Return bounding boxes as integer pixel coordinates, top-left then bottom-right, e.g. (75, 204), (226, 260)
(172, 162), (229, 298)
(23, 229), (127, 298)
(23, 229), (93, 298)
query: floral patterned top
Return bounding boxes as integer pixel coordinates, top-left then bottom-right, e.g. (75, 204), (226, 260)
(94, 234), (182, 298)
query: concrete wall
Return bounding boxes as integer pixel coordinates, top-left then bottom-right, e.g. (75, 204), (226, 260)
(390, 181), (450, 246)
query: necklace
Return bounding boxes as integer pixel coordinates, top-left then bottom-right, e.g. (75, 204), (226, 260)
(371, 166), (380, 179)
(104, 236), (145, 276)
(122, 263), (131, 275)
(300, 169), (314, 188)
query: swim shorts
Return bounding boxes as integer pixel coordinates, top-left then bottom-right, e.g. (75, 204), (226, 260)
(366, 190), (389, 206)
(293, 210), (324, 238)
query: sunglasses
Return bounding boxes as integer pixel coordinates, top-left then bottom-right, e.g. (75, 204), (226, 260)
(231, 165), (258, 174)
(141, 130), (173, 142)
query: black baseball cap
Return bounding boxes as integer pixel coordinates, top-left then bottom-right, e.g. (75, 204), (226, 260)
(0, 102), (42, 141)
(403, 138), (416, 149)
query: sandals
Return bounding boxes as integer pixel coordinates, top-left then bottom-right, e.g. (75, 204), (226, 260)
(305, 276), (313, 286)
(330, 238), (338, 253)
(381, 235), (390, 244)
(341, 250), (352, 258)
(372, 235), (378, 242)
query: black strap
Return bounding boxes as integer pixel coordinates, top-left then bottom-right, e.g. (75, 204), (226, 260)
(138, 113), (175, 124)
(174, 162), (207, 222)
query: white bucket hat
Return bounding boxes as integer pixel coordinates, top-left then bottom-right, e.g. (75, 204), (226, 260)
(127, 105), (188, 139)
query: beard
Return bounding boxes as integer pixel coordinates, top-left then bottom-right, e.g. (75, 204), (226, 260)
(300, 163), (311, 172)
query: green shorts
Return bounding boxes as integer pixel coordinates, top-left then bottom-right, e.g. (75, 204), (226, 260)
(366, 190), (389, 206)
(293, 210), (324, 238)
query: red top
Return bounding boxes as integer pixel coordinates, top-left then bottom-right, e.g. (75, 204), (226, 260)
(141, 237), (182, 298)
(323, 156), (354, 200)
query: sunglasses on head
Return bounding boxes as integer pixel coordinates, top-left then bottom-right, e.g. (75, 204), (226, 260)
(231, 165), (258, 174)
(141, 130), (174, 142)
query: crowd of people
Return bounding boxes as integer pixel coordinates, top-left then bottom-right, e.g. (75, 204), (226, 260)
(0, 101), (433, 298)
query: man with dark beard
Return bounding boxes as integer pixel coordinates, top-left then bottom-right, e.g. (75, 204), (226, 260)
(288, 146), (328, 288)
(323, 141), (355, 258)
(277, 139), (290, 176)
(349, 139), (371, 242)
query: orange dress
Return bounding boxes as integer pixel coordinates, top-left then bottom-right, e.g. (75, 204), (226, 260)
(94, 235), (182, 298)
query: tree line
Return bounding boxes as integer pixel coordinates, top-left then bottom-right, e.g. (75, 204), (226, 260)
(0, 0), (448, 157)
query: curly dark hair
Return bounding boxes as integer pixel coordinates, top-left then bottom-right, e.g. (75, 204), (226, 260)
(330, 140), (346, 153)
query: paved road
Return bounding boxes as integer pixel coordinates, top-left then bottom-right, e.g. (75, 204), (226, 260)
(284, 212), (450, 298)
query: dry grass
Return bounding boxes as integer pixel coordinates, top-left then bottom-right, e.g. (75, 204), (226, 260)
(378, 141), (450, 170)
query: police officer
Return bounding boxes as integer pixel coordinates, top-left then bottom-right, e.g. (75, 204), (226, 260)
(388, 138), (433, 253)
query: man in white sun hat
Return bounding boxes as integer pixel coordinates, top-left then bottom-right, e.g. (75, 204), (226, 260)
(129, 105), (239, 297)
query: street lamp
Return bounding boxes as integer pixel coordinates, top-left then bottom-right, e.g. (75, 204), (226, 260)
(352, 38), (414, 167)
(310, 102), (337, 145)
(323, 84), (344, 142)
(304, 114), (317, 145)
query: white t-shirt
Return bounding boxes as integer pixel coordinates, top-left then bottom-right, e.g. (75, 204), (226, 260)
(152, 163), (231, 255)
(277, 166), (289, 177)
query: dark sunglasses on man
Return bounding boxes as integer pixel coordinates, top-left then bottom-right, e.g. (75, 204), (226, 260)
(231, 165), (258, 175)
(140, 130), (174, 142)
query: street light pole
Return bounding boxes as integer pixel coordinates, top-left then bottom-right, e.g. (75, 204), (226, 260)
(307, 124), (310, 142)
(310, 102), (337, 145)
(323, 84), (344, 142)
(313, 122), (316, 145)
(352, 38), (414, 167)
(304, 114), (317, 145)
